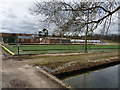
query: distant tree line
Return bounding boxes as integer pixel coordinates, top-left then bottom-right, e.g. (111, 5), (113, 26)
(92, 34), (120, 42)
(52, 33), (120, 42)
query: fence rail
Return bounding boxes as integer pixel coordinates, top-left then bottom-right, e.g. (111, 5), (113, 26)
(2, 44), (119, 55)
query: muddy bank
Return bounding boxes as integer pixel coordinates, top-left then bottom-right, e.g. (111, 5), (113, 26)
(40, 57), (120, 77)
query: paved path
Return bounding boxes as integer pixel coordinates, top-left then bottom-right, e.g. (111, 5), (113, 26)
(1, 49), (65, 88)
(0, 47), (2, 89)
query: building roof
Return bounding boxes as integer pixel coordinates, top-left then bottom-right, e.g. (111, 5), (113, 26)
(32, 34), (39, 38)
(18, 36), (33, 39)
(70, 39), (101, 42)
(43, 37), (68, 40)
(0, 32), (33, 35)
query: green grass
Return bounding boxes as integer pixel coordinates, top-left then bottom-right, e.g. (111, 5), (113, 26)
(4, 44), (119, 55)
(32, 51), (119, 66)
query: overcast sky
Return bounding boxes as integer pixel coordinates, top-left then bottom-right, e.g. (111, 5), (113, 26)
(0, 0), (119, 34)
(0, 0), (44, 34)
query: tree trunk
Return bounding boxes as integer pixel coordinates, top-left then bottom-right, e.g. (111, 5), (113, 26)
(84, 28), (88, 53)
(84, 10), (89, 53)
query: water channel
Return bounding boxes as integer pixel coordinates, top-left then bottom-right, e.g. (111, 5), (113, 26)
(62, 64), (119, 88)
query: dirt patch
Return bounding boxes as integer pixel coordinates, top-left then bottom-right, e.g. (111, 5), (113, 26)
(9, 79), (32, 88)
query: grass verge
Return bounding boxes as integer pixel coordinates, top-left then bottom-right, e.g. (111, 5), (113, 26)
(32, 51), (119, 75)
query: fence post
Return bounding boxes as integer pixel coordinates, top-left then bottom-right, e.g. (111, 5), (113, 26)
(18, 46), (19, 55)
(16, 38), (20, 55)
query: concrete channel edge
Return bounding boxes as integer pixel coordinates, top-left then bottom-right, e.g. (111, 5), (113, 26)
(35, 66), (72, 89)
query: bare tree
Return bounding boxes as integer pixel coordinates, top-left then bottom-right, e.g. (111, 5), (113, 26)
(30, 0), (120, 53)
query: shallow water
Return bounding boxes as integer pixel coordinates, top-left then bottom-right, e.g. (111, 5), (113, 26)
(63, 64), (119, 88)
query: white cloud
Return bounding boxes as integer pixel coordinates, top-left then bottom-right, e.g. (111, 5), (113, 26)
(0, 0), (119, 35)
(0, 0), (42, 34)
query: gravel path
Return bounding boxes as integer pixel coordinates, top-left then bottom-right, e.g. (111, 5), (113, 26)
(1, 52), (65, 88)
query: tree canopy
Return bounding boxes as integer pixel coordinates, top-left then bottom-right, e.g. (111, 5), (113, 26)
(30, 0), (120, 53)
(30, 0), (119, 36)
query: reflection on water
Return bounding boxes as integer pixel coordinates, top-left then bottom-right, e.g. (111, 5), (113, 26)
(63, 64), (119, 88)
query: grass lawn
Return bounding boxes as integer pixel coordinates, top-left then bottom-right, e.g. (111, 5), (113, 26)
(32, 51), (118, 65)
(31, 51), (119, 74)
(4, 44), (119, 55)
